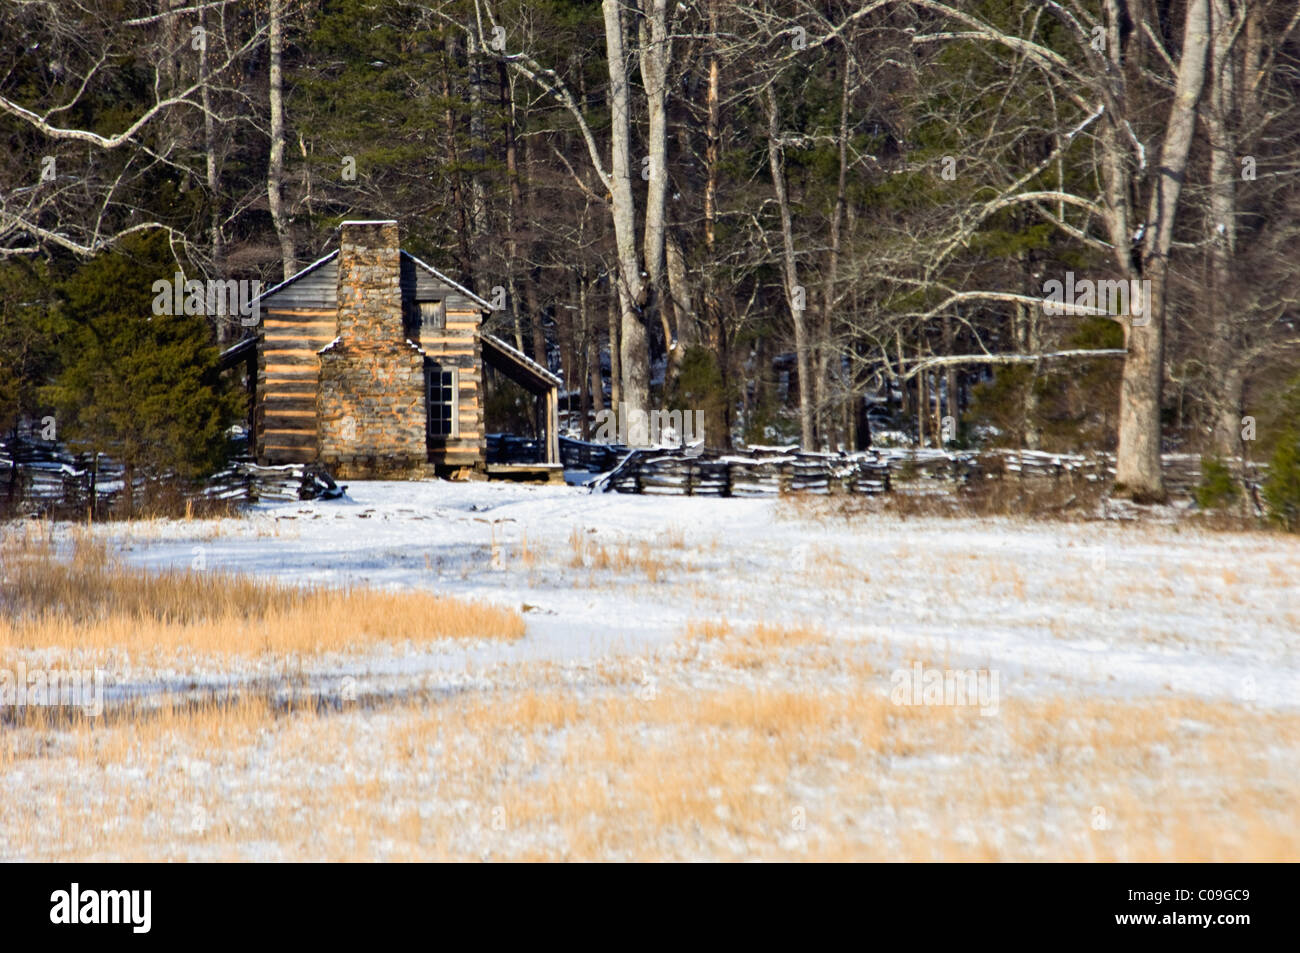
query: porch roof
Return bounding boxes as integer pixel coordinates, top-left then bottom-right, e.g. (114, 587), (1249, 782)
(479, 333), (562, 392)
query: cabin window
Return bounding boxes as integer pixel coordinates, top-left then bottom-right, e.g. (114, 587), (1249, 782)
(418, 299), (446, 332)
(427, 365), (459, 439)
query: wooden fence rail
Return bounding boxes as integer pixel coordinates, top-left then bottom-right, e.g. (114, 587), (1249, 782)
(2, 428), (342, 516)
(571, 439), (1262, 502)
(582, 443), (892, 497)
(0, 427), (1269, 514)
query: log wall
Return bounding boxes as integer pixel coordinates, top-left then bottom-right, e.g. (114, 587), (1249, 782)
(257, 307), (334, 464)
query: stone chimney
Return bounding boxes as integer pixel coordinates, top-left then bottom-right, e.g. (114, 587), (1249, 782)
(317, 220), (428, 477)
(335, 221), (402, 348)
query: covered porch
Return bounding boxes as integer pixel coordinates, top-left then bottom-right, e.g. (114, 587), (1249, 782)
(480, 333), (563, 482)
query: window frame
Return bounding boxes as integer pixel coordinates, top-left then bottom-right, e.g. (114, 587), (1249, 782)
(418, 299), (446, 333)
(426, 364), (459, 440)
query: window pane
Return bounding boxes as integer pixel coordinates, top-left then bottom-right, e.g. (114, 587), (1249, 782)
(419, 300), (445, 331)
(427, 367), (456, 438)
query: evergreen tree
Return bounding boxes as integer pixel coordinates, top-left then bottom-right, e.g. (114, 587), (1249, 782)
(0, 258), (60, 435)
(43, 233), (241, 512)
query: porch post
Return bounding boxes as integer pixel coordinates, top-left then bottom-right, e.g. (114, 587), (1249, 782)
(547, 388), (559, 465)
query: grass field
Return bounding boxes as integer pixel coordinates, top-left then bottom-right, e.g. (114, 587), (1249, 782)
(1, 481), (1296, 861)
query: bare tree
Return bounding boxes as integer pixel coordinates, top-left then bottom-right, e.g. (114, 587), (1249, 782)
(817, 0), (1215, 498)
(763, 85), (814, 448)
(0, 1), (267, 261)
(267, 0), (296, 281)
(1198, 0), (1300, 458)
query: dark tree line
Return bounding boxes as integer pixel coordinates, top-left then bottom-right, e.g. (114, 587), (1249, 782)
(2, 0), (1299, 502)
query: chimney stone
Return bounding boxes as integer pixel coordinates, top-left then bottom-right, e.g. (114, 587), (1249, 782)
(335, 220), (402, 348)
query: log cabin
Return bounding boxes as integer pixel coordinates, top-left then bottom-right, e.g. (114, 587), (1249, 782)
(221, 220), (560, 480)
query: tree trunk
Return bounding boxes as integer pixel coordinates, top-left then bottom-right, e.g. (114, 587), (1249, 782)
(587, 278), (605, 420)
(702, 0), (728, 450)
(527, 279), (546, 368)
(602, 0), (651, 418)
(1206, 0), (1241, 458)
(916, 366), (926, 448)
(467, 21), (487, 243)
(703, 0), (723, 365)
(558, 270), (579, 433)
(639, 0), (673, 377)
(500, 62), (525, 353)
(519, 132), (547, 366)
(817, 53), (852, 451)
(664, 230), (694, 383)
(1114, 270), (1168, 498)
(443, 32), (473, 280)
(764, 87), (813, 449)
(607, 290), (621, 411)
(267, 0), (296, 281)
(942, 312), (958, 445)
(1114, 0), (1210, 500)
(199, 7), (226, 342)
(123, 460), (134, 519)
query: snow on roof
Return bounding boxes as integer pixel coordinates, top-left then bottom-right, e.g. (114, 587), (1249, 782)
(480, 332), (562, 386)
(219, 335), (258, 364)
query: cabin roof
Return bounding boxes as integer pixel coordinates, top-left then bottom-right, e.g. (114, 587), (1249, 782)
(480, 333), (562, 392)
(218, 334), (258, 369)
(400, 252), (492, 311)
(253, 248), (491, 313)
(253, 250), (340, 306)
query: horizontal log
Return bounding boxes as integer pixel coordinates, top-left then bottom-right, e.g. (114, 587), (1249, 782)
(263, 382), (317, 396)
(262, 417), (317, 432)
(263, 334), (334, 348)
(262, 432), (318, 450)
(266, 308), (337, 318)
(261, 444), (317, 454)
(262, 396), (316, 411)
(261, 352), (319, 366)
(263, 319), (335, 331)
(261, 343), (332, 357)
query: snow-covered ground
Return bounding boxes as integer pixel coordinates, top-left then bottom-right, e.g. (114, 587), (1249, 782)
(100, 479), (1299, 710)
(7, 480), (1298, 861)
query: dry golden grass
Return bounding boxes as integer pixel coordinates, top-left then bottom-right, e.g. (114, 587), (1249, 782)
(682, 618), (735, 641)
(3, 521), (1295, 861)
(682, 619), (828, 647)
(1, 668), (1294, 861)
(566, 529), (668, 582)
(681, 619), (837, 670)
(1, 618), (1292, 861)
(0, 525), (524, 665)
